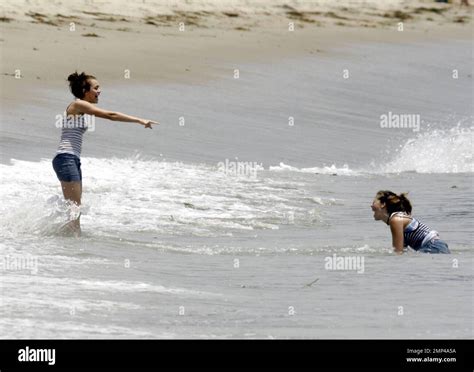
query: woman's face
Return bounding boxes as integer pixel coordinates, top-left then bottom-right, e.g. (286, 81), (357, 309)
(83, 79), (100, 104)
(371, 197), (387, 221)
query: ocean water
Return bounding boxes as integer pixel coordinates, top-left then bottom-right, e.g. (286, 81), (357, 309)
(0, 39), (472, 338)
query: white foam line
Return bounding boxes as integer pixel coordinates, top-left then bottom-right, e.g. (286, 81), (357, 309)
(1, 275), (223, 298)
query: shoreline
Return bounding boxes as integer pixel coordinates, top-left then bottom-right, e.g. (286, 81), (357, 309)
(0, 1), (472, 97)
(0, 4), (471, 167)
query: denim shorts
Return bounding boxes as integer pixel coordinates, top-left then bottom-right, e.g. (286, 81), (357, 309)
(52, 153), (82, 182)
(418, 238), (450, 254)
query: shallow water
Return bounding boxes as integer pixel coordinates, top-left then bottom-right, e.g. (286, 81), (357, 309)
(0, 39), (472, 338)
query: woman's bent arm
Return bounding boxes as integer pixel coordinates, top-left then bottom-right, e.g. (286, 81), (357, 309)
(389, 217), (405, 254)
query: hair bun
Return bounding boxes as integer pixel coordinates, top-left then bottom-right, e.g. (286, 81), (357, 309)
(67, 72), (79, 82)
(66, 71), (96, 99)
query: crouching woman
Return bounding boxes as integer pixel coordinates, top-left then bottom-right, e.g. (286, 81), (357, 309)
(371, 191), (450, 254)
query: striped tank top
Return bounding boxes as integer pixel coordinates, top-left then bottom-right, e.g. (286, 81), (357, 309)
(56, 104), (89, 158)
(390, 212), (439, 250)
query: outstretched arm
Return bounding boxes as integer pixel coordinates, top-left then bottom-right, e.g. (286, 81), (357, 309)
(73, 100), (158, 128)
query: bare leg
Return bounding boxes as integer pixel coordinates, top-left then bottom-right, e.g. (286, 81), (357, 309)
(59, 181), (82, 236)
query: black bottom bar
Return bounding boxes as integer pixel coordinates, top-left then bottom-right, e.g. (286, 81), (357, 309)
(0, 339), (472, 371)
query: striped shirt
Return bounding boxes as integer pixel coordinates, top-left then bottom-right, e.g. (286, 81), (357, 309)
(390, 212), (439, 250)
(56, 111), (89, 158)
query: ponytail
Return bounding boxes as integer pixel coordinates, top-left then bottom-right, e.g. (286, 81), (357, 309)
(398, 193), (412, 214)
(375, 190), (412, 215)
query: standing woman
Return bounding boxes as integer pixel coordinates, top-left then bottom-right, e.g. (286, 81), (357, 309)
(371, 191), (450, 254)
(52, 72), (157, 236)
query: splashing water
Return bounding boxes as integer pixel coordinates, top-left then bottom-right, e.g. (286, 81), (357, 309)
(268, 125), (473, 175)
(381, 124), (473, 174)
(0, 157), (328, 241)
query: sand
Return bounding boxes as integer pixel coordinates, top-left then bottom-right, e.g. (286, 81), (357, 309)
(0, 0), (472, 105)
